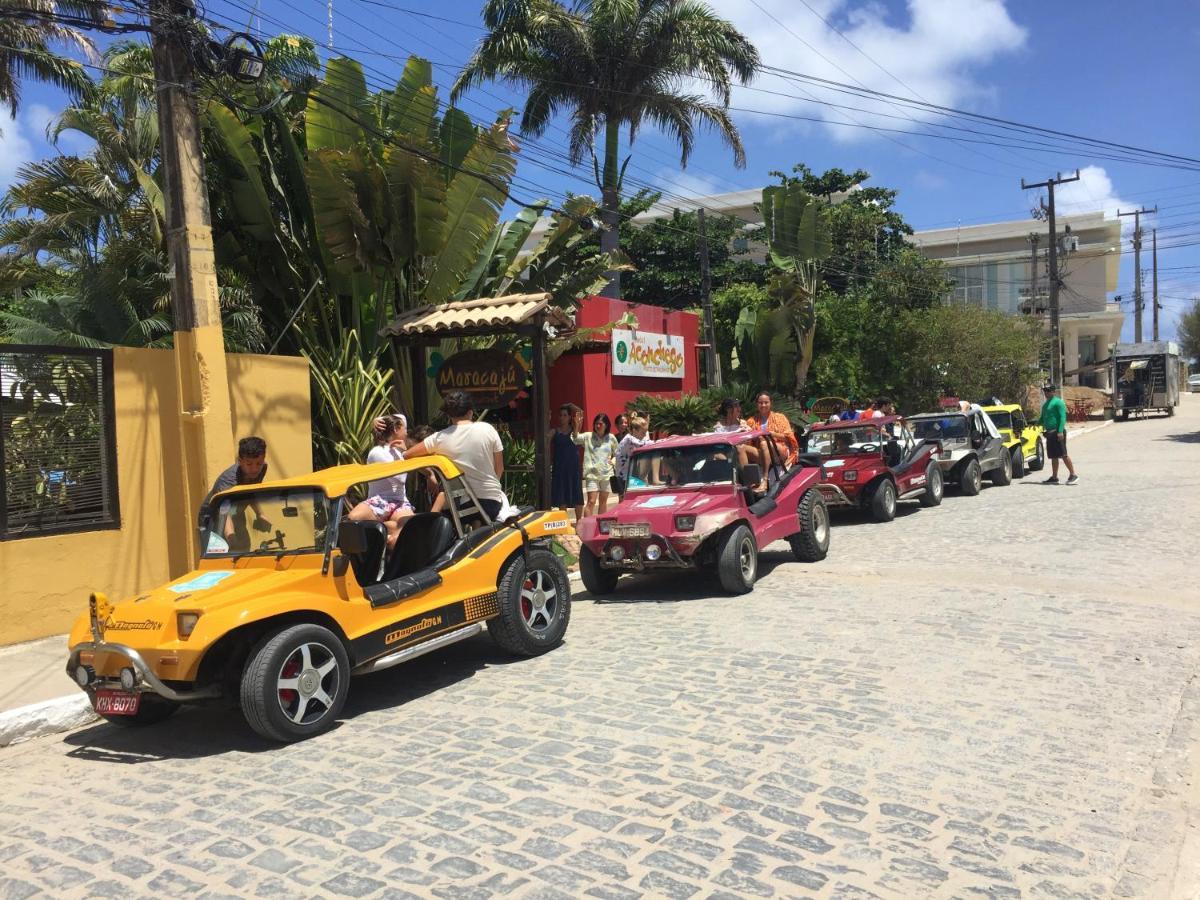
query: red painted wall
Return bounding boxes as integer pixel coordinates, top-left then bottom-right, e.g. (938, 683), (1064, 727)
(548, 296), (701, 423)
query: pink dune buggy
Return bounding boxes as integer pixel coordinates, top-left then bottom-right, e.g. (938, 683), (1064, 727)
(575, 430), (830, 595)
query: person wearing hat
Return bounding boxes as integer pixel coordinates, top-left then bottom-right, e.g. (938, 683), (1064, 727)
(1038, 383), (1077, 484)
(404, 390), (508, 520)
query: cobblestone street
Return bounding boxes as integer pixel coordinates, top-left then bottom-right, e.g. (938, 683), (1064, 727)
(2, 400), (1199, 899)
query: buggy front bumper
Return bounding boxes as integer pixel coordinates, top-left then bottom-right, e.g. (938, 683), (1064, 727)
(66, 641), (221, 702)
(597, 532), (692, 570)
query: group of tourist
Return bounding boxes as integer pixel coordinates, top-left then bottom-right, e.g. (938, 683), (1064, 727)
(547, 391), (801, 515)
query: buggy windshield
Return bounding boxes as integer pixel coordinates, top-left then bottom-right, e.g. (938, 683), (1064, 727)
(627, 444), (737, 489)
(808, 426), (882, 457)
(987, 411), (1013, 431)
(910, 416), (968, 441)
(203, 488), (330, 558)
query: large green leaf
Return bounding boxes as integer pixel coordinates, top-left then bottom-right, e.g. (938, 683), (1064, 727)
(438, 107), (476, 183)
(307, 58), (370, 151)
(389, 58), (438, 142)
(306, 149), (372, 273)
(383, 141), (447, 265)
(421, 120), (516, 305)
(205, 103), (275, 241)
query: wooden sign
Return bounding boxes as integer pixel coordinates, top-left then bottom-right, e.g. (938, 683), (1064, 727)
(435, 349), (524, 410)
(810, 396), (848, 417)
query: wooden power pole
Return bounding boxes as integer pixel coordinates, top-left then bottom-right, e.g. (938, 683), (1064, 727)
(1152, 227), (1160, 341)
(697, 208), (721, 389)
(1022, 171), (1079, 386)
(151, 0), (233, 561)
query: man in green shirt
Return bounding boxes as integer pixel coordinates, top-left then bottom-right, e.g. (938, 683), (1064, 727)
(1038, 384), (1077, 484)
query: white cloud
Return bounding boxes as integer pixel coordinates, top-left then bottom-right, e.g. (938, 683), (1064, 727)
(718, 0), (1028, 142)
(0, 111), (38, 190)
(653, 168), (730, 199)
(1051, 165), (1131, 218)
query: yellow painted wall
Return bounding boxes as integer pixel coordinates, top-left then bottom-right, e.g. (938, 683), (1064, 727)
(0, 348), (311, 645)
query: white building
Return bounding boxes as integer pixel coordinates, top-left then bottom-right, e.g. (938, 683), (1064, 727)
(908, 212), (1124, 389)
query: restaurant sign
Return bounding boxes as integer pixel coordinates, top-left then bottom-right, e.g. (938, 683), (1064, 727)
(435, 348), (525, 409)
(611, 329), (685, 379)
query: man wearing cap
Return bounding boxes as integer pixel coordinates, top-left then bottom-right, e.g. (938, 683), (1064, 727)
(1039, 384), (1077, 485)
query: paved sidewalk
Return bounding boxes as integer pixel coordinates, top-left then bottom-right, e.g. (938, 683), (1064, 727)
(0, 635), (71, 714)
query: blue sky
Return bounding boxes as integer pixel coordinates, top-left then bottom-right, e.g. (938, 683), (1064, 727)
(5, 0), (1197, 338)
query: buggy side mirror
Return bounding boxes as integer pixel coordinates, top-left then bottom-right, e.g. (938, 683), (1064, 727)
(740, 464), (762, 488)
(336, 519), (369, 555)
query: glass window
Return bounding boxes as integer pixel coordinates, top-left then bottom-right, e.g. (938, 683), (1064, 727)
(205, 488), (330, 557)
(808, 426), (884, 457)
(627, 444), (737, 488)
(910, 416), (969, 441)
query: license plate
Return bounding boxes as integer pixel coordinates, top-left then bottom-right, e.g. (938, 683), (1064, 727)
(94, 689), (140, 716)
(610, 523), (650, 538)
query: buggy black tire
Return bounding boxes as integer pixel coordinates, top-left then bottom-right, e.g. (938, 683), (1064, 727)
(918, 462), (943, 507)
(959, 458), (983, 496)
(489, 548), (571, 657)
(868, 478), (897, 522)
(240, 623), (349, 743)
(788, 488), (829, 562)
(1011, 447), (1025, 478)
(579, 546), (618, 595)
(98, 693), (179, 727)
(1029, 437), (1046, 471)
(717, 524), (758, 594)
(990, 450), (1013, 486)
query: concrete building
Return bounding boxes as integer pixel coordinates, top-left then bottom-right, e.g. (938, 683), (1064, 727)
(908, 212), (1124, 388)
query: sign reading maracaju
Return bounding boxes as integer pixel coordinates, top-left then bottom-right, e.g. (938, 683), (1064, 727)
(435, 348), (524, 409)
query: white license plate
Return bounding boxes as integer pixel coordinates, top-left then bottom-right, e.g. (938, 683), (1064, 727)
(610, 523), (650, 538)
(94, 689), (140, 716)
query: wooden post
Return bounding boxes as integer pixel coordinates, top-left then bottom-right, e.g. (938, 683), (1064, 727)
(531, 319), (550, 508)
(409, 342), (428, 426)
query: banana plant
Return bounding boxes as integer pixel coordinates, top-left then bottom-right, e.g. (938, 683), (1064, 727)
(738, 183), (831, 394)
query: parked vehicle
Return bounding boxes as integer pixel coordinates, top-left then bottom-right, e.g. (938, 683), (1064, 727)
(65, 457), (573, 742)
(804, 416), (943, 522)
(1112, 341), (1181, 418)
(1189, 373), (1200, 394)
(981, 403), (1045, 477)
(907, 408), (1011, 495)
(575, 431), (829, 596)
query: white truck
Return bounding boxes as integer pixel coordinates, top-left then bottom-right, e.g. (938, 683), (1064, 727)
(1111, 341), (1181, 419)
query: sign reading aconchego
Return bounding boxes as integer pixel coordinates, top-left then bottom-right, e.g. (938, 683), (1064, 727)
(611, 329), (686, 379)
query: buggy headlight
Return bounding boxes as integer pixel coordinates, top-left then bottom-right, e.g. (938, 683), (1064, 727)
(645, 544), (662, 561)
(177, 612), (200, 639)
(119, 667), (138, 691)
(610, 546), (626, 562)
(675, 515), (696, 532)
(843, 470), (858, 482)
(598, 519), (614, 535)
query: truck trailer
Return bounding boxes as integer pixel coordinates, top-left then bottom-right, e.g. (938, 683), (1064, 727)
(1111, 341), (1180, 419)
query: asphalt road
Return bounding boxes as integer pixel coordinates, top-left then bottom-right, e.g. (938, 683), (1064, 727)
(2, 398), (1200, 899)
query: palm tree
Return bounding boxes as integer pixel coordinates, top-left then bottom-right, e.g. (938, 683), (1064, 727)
(0, 0), (104, 114)
(452, 0), (759, 296)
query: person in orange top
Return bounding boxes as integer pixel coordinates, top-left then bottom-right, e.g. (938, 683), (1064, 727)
(745, 391), (799, 469)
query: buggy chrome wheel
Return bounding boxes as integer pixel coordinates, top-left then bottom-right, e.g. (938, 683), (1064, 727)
(519, 569), (560, 634)
(241, 623), (349, 743)
(490, 549), (572, 657)
(276, 642), (340, 726)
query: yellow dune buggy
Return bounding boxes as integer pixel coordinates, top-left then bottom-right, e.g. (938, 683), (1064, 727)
(65, 456), (573, 742)
(982, 403), (1045, 477)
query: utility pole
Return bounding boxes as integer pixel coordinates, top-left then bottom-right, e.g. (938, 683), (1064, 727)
(1152, 227), (1160, 340)
(1027, 232), (1040, 311)
(151, 0), (233, 563)
(697, 208), (721, 389)
(1021, 170), (1079, 386)
(1118, 206), (1156, 343)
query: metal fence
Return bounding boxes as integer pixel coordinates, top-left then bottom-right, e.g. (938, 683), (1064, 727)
(0, 346), (120, 540)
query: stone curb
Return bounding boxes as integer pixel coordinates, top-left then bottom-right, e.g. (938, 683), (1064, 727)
(0, 693), (97, 749)
(0, 570), (588, 749)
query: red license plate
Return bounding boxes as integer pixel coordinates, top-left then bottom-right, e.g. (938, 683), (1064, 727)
(94, 689), (140, 716)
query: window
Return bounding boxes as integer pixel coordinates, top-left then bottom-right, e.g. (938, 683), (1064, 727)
(0, 347), (120, 539)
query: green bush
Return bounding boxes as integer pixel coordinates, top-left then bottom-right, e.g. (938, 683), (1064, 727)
(501, 434), (537, 507)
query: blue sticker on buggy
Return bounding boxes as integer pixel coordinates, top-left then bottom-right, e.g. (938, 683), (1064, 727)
(637, 495), (679, 509)
(168, 571), (235, 593)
